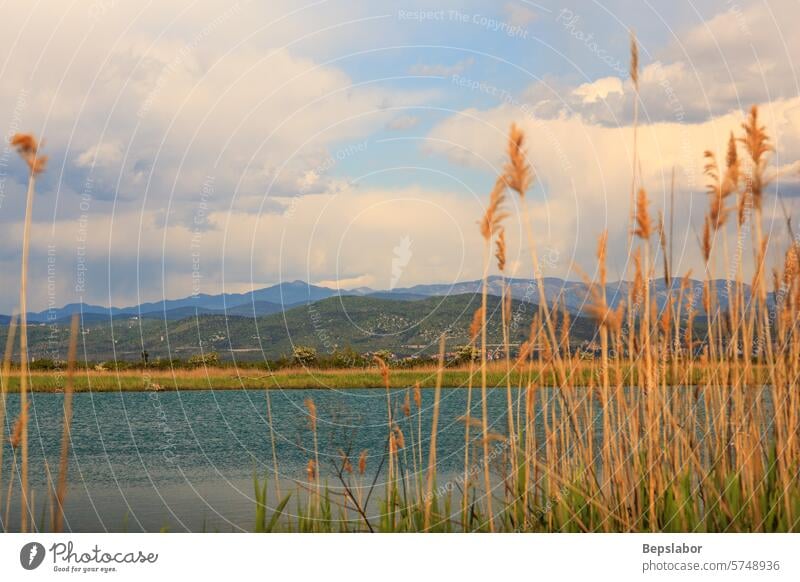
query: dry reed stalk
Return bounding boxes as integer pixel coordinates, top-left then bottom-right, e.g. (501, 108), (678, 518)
(478, 174), (508, 532)
(423, 335), (445, 531)
(589, 232), (615, 503)
(4, 406), (25, 529)
(374, 355), (396, 509)
(52, 315), (79, 533)
(413, 381), (423, 481)
(497, 278), (518, 497)
(265, 389), (281, 499)
(11, 133), (46, 533)
(505, 125), (581, 466)
(634, 186), (660, 530)
(626, 31), (641, 348)
(304, 397), (321, 508)
(0, 313), (18, 524)
(462, 308), (481, 529)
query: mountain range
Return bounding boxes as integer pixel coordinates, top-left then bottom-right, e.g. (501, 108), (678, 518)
(6, 293), (599, 362)
(1, 276), (755, 325)
(0, 276), (748, 361)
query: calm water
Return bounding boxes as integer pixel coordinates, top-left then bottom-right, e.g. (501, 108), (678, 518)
(1, 387), (534, 532)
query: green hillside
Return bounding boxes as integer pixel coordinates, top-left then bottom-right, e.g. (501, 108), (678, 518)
(1, 293), (598, 362)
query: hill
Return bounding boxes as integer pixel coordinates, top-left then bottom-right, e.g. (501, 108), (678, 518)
(3, 293), (597, 362)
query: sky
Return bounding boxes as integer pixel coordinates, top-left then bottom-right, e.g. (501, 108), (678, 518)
(0, 0), (799, 312)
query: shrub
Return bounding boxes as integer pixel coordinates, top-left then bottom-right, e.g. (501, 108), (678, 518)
(455, 344), (479, 364)
(329, 347), (366, 368)
(188, 352), (220, 367)
(292, 346), (317, 367)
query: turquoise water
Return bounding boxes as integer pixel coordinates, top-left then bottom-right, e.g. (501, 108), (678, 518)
(1, 387), (526, 532)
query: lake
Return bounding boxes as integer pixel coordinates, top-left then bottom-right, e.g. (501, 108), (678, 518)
(1, 386), (533, 532)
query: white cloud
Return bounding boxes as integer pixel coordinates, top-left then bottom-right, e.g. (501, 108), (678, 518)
(530, 0), (800, 125)
(572, 77), (623, 104)
(316, 274), (375, 289)
(424, 96), (800, 280)
(0, 1), (427, 216)
(1, 184), (548, 310)
(75, 142), (123, 168)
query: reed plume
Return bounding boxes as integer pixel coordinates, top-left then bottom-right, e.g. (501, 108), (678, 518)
(495, 228), (507, 271)
(740, 105), (772, 212)
(306, 460), (317, 482)
(504, 123), (532, 196)
(634, 187), (652, 240)
(393, 425), (405, 449)
(9, 409), (24, 451)
(10, 134), (47, 175)
(480, 177), (508, 240)
(304, 398), (318, 433)
(629, 31), (639, 91)
(469, 307), (483, 341)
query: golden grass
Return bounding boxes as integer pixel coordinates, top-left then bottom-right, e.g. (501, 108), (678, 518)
(282, 101), (800, 532)
(11, 132), (47, 533)
(51, 315), (78, 533)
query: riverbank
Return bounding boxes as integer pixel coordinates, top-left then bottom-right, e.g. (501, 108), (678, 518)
(0, 362), (764, 392)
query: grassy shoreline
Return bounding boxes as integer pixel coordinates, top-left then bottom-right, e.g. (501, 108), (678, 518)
(0, 363), (767, 392)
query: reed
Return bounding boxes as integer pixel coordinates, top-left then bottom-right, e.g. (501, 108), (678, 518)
(423, 335), (445, 531)
(0, 313), (17, 530)
(262, 101), (800, 532)
(51, 315), (79, 533)
(9, 134), (46, 533)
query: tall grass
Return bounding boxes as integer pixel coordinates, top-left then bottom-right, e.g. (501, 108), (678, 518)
(246, 96), (800, 533)
(9, 134), (46, 533)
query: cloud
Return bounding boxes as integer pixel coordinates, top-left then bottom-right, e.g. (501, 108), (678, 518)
(572, 77), (623, 104)
(75, 142), (123, 168)
(0, 1), (427, 219)
(0, 184), (548, 311)
(424, 94), (800, 281)
(527, 0), (800, 125)
(315, 274), (375, 289)
(408, 57), (474, 77)
(775, 160), (800, 198)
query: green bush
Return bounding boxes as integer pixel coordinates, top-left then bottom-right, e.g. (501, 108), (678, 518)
(455, 344), (479, 364)
(188, 352), (220, 367)
(291, 346), (317, 367)
(329, 347), (366, 368)
(29, 358), (60, 370)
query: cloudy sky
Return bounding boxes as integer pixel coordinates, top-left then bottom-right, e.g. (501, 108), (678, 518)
(0, 0), (799, 312)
